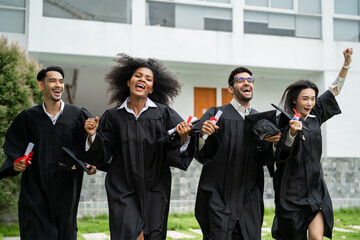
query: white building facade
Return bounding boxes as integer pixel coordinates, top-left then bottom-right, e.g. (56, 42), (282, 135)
(1, 0), (360, 215)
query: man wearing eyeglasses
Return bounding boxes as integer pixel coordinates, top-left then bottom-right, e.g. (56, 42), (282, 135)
(193, 67), (280, 240)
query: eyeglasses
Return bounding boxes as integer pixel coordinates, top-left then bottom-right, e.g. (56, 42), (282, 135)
(232, 77), (255, 84)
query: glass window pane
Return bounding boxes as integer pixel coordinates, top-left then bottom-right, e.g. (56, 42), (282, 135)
(245, 0), (268, 7)
(299, 0), (321, 14)
(271, 0), (292, 10)
(0, 0), (25, 8)
(175, 5), (231, 30)
(334, 19), (359, 42)
(147, 2), (175, 27)
(334, 0), (358, 15)
(204, 7), (232, 31)
(43, 0), (132, 23)
(296, 16), (321, 38)
(0, 9), (25, 33)
(268, 13), (295, 30)
(175, 4), (203, 29)
(204, 18), (232, 32)
(204, 6), (232, 19)
(244, 11), (268, 23)
(244, 11), (295, 36)
(147, 2), (232, 32)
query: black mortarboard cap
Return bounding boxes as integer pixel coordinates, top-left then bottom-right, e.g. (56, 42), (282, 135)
(271, 104), (309, 131)
(61, 147), (90, 172)
(244, 110), (279, 146)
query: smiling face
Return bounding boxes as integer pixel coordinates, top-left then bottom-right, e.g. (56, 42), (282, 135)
(37, 71), (64, 103)
(228, 72), (253, 104)
(127, 67), (154, 98)
(293, 88), (316, 118)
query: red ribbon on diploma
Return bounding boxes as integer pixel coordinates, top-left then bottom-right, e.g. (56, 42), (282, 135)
(186, 116), (192, 124)
(14, 151), (33, 166)
(210, 117), (218, 122)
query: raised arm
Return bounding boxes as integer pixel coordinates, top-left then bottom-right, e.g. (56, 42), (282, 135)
(330, 48), (353, 96)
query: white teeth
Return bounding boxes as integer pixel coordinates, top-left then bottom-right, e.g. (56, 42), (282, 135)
(135, 84), (145, 89)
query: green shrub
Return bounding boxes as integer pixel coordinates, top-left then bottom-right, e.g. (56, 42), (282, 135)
(0, 36), (42, 218)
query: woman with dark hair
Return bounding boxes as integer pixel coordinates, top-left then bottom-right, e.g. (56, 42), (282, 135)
(83, 54), (196, 240)
(272, 48), (353, 240)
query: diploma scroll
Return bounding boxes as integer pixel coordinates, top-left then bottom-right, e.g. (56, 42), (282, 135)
(167, 117), (199, 136)
(24, 142), (34, 156)
(202, 110), (223, 140)
(14, 142), (34, 166)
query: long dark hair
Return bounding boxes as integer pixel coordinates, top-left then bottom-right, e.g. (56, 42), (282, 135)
(105, 53), (181, 106)
(280, 79), (319, 113)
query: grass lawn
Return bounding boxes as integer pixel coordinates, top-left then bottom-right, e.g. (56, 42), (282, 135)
(0, 208), (359, 239)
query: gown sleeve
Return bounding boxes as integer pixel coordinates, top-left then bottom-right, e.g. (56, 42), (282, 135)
(312, 90), (341, 125)
(164, 107), (196, 171)
(80, 110), (113, 171)
(192, 107), (220, 165)
(274, 124), (300, 164)
(0, 111), (28, 179)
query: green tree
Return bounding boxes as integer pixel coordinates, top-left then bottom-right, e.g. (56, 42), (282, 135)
(0, 36), (43, 219)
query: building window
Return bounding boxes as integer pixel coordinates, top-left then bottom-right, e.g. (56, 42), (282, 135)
(0, 0), (26, 34)
(334, 0), (360, 42)
(43, 0), (132, 24)
(244, 0), (322, 39)
(146, 0), (232, 32)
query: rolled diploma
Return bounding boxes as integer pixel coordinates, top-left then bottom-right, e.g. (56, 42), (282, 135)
(24, 142), (34, 156)
(202, 110), (223, 140)
(167, 117), (198, 136)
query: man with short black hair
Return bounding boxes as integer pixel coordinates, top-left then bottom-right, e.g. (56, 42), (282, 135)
(194, 66), (280, 240)
(0, 66), (96, 240)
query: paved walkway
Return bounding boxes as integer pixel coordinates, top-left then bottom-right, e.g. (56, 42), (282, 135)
(3, 226), (360, 239)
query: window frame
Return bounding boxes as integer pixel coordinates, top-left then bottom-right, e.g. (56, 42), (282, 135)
(333, 1), (360, 42)
(147, 0), (232, 9)
(0, 0), (27, 34)
(244, 0), (322, 39)
(146, 0), (233, 32)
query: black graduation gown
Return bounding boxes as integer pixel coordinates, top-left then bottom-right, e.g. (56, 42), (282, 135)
(272, 90), (341, 240)
(82, 103), (195, 240)
(193, 104), (274, 240)
(0, 104), (92, 240)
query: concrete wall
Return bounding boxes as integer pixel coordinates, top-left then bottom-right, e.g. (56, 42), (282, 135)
(78, 156), (360, 216)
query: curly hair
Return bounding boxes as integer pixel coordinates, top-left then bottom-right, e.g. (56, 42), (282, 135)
(105, 54), (181, 106)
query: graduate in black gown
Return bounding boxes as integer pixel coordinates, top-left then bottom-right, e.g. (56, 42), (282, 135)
(83, 54), (196, 240)
(192, 67), (281, 240)
(272, 48), (353, 240)
(0, 66), (96, 240)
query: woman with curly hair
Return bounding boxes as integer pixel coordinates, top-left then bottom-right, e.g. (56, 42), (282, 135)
(83, 54), (196, 240)
(272, 48), (353, 240)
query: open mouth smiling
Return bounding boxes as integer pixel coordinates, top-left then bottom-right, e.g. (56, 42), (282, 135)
(53, 89), (62, 96)
(135, 84), (145, 89)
